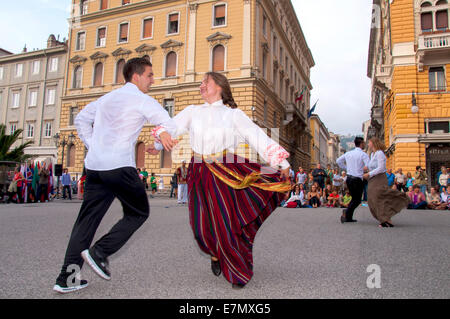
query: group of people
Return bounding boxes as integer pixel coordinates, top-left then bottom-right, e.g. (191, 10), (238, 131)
(3, 163), (86, 204)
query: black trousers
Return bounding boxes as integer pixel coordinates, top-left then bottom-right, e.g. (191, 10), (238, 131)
(345, 176), (364, 221)
(58, 167), (149, 278)
(62, 185), (72, 199)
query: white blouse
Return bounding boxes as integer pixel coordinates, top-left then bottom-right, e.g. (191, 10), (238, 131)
(368, 150), (387, 178)
(154, 100), (290, 169)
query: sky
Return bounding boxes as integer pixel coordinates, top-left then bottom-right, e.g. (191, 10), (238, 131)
(0, 0), (373, 135)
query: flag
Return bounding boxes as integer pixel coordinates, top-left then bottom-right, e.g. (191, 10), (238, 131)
(32, 162), (39, 196)
(307, 100), (319, 118)
(295, 86), (306, 103)
(48, 162), (53, 198)
(20, 164), (27, 202)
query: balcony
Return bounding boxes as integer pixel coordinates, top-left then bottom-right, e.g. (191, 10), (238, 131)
(418, 33), (450, 50)
(375, 64), (392, 86)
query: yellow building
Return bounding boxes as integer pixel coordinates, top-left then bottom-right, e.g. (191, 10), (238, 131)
(368, 0), (450, 186)
(309, 114), (330, 169)
(61, 0), (314, 184)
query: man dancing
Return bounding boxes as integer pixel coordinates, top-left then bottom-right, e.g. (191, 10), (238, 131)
(336, 137), (369, 223)
(53, 58), (177, 293)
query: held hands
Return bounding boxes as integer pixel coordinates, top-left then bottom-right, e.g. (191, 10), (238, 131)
(158, 131), (178, 152)
(145, 144), (160, 155)
(363, 173), (370, 180)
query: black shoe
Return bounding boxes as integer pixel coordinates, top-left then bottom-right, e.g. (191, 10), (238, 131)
(211, 259), (221, 276)
(81, 247), (111, 280)
(53, 277), (88, 294)
(340, 209), (346, 223)
(347, 219), (358, 223)
(232, 283), (245, 289)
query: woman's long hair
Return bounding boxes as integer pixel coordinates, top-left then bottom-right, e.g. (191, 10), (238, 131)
(205, 72), (238, 108)
(369, 137), (386, 154)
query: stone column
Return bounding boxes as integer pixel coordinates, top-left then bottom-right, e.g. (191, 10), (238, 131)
(241, 0), (252, 77)
(185, 3), (198, 82)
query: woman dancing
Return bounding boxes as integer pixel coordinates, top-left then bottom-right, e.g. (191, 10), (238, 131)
(150, 72), (291, 288)
(363, 137), (409, 227)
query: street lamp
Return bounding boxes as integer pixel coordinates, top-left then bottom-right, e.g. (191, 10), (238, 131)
(53, 132), (75, 197)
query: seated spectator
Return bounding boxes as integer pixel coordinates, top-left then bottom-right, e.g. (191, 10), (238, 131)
(322, 184), (332, 205)
(406, 185), (414, 197)
(307, 184), (321, 208)
(340, 190), (352, 208)
(284, 184), (305, 208)
(438, 168), (449, 192)
(441, 187), (450, 210)
(327, 187), (340, 208)
(427, 187), (447, 210)
(407, 185), (427, 209)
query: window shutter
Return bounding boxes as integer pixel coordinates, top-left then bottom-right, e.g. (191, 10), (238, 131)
(436, 10), (448, 29)
(215, 5), (226, 19)
(169, 14), (178, 22)
(136, 142), (145, 168)
(120, 23), (128, 40)
(143, 19), (153, 38)
(100, 0), (108, 10)
(166, 52), (177, 77)
(421, 12), (433, 31)
(212, 45), (225, 72)
(94, 63), (103, 86)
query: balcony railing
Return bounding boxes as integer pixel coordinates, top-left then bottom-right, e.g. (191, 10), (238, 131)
(375, 64), (392, 78)
(419, 33), (450, 50)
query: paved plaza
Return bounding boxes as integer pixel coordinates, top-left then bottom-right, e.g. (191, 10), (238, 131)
(0, 197), (448, 299)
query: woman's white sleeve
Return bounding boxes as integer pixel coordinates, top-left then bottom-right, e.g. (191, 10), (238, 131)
(368, 151), (387, 178)
(154, 105), (194, 151)
(233, 108), (290, 169)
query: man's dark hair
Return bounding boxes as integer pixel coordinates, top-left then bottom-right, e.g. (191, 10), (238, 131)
(416, 166), (421, 171)
(123, 57), (152, 82)
(354, 137), (364, 148)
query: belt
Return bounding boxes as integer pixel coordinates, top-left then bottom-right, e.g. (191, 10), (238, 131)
(347, 175), (363, 180)
(192, 150), (228, 161)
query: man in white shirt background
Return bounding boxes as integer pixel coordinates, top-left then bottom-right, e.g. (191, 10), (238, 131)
(336, 137), (369, 224)
(296, 167), (307, 186)
(54, 58), (178, 294)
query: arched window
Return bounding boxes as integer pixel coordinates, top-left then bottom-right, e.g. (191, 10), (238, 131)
(436, 9), (448, 30)
(420, 1), (432, 7)
(135, 142), (145, 168)
(73, 66), (82, 88)
(421, 11), (433, 31)
(165, 51), (177, 77)
(93, 62), (103, 86)
(436, 0), (448, 5)
(212, 45), (225, 72)
(67, 144), (76, 168)
(115, 59), (125, 84)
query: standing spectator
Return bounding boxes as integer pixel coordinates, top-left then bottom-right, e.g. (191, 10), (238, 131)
(141, 168), (149, 190)
(289, 167), (295, 185)
(414, 166), (428, 195)
(438, 168), (448, 192)
(158, 176), (164, 191)
(405, 172), (415, 190)
(407, 185), (427, 209)
(427, 187), (447, 210)
(37, 163), (50, 202)
(169, 172), (178, 198)
(436, 166), (445, 190)
(71, 177), (78, 195)
(332, 169), (343, 194)
(395, 168), (406, 192)
(386, 169), (395, 187)
(296, 167), (307, 187)
(150, 173), (157, 198)
(325, 164), (334, 186)
(13, 167), (25, 204)
(306, 172), (314, 192)
(176, 160), (188, 205)
(339, 190), (352, 208)
(312, 163), (326, 190)
(60, 169), (72, 200)
(307, 184), (321, 208)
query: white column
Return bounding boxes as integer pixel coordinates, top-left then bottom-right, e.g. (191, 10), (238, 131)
(185, 3), (198, 82)
(241, 0), (252, 77)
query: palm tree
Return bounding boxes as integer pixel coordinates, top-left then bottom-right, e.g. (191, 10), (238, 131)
(0, 124), (33, 162)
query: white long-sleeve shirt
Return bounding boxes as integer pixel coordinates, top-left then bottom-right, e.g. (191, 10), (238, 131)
(336, 147), (369, 179)
(368, 150), (387, 178)
(75, 82), (176, 171)
(154, 99), (290, 169)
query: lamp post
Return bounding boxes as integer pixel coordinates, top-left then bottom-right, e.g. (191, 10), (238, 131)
(53, 132), (75, 197)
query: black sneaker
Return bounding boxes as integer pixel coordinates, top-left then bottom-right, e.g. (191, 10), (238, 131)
(81, 248), (111, 280)
(53, 277), (88, 294)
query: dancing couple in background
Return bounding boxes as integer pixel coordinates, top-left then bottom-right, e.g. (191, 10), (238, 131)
(337, 137), (409, 227)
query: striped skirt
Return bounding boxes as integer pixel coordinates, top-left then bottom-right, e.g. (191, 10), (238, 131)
(187, 152), (290, 285)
